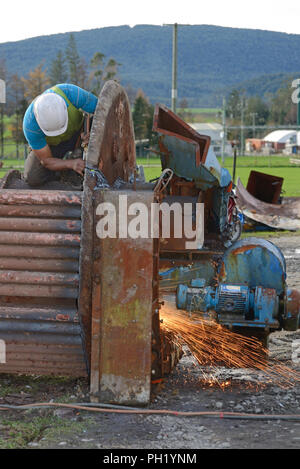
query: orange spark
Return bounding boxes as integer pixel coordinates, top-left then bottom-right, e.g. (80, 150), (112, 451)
(160, 301), (300, 388)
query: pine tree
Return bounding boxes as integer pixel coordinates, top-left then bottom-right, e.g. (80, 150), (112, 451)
(88, 52), (120, 95)
(65, 33), (81, 85)
(132, 90), (154, 141)
(49, 50), (68, 85)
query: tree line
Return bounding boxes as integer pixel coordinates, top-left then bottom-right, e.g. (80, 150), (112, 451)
(225, 84), (299, 141)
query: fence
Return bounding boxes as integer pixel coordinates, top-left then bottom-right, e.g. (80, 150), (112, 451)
(0, 142), (28, 160)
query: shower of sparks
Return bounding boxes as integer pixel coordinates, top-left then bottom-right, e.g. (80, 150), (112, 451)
(160, 302), (300, 388)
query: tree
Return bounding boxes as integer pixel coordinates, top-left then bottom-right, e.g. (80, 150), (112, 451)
(226, 89), (242, 120)
(88, 52), (120, 95)
(77, 57), (88, 89)
(65, 33), (81, 85)
(132, 90), (154, 141)
(245, 96), (270, 128)
(124, 84), (137, 106)
(270, 82), (297, 125)
(177, 98), (192, 122)
(49, 50), (68, 85)
(21, 63), (50, 102)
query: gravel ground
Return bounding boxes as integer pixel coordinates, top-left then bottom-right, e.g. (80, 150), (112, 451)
(0, 234), (299, 450)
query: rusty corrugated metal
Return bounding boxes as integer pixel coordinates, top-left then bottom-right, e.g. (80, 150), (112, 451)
(0, 189), (87, 377)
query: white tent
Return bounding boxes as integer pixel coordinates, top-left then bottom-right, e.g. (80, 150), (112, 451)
(263, 130), (297, 144)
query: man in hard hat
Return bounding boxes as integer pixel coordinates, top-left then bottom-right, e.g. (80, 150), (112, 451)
(23, 83), (98, 186)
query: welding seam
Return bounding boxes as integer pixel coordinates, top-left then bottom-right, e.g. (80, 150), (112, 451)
(0, 402), (299, 420)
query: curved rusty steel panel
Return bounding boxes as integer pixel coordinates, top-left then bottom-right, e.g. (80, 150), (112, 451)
(153, 104), (211, 167)
(235, 177), (300, 231)
(86, 80), (136, 184)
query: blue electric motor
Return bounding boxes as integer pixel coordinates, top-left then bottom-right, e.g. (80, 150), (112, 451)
(177, 280), (279, 329)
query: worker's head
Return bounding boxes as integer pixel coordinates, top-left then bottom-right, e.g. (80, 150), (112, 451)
(33, 92), (68, 136)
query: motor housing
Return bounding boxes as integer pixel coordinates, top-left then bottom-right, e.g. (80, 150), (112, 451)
(177, 280), (281, 330)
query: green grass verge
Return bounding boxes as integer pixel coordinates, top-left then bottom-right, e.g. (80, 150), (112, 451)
(0, 414), (92, 449)
(138, 156), (300, 197)
(1, 155), (299, 198)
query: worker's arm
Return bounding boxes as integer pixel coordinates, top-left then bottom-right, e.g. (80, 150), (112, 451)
(34, 145), (85, 176)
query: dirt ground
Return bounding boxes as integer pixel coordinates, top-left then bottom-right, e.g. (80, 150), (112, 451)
(0, 233), (299, 450)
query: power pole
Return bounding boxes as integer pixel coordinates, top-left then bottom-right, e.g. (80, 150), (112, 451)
(240, 95), (245, 156)
(172, 23), (178, 113)
(164, 23), (189, 113)
(297, 82), (300, 154)
(250, 112), (258, 138)
(0, 80), (5, 159)
(221, 97), (226, 164)
(298, 81), (300, 127)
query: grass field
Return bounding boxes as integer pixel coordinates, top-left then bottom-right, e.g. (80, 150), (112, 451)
(139, 155), (300, 197)
(1, 154), (299, 197)
(181, 108), (221, 114)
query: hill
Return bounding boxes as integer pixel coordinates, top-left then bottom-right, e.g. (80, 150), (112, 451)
(0, 24), (300, 106)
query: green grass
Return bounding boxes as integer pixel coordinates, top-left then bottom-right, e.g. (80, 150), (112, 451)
(0, 158), (24, 178)
(233, 167), (300, 197)
(0, 154), (299, 198)
(138, 155), (300, 197)
(0, 414), (92, 449)
(241, 230), (300, 239)
(180, 108), (221, 114)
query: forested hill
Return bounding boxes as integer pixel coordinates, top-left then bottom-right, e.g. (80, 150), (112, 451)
(1, 24), (300, 106)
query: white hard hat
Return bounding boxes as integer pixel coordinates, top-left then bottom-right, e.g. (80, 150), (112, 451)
(33, 92), (68, 136)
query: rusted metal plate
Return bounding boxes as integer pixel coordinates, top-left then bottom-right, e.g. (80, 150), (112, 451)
(78, 170), (96, 372)
(153, 104), (211, 167)
(246, 170), (283, 204)
(0, 187), (87, 377)
(86, 80), (136, 184)
(236, 178), (300, 230)
(78, 81), (137, 369)
(90, 190), (154, 405)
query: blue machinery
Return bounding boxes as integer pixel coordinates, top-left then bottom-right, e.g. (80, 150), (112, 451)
(153, 105), (300, 344)
(176, 237), (300, 334)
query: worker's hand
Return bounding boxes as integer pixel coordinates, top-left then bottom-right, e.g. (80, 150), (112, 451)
(81, 131), (90, 147)
(69, 158), (85, 176)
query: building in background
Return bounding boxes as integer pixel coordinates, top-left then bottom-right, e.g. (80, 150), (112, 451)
(246, 130), (300, 155)
(189, 122), (233, 157)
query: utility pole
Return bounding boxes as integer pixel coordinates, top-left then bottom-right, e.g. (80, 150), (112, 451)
(298, 81), (300, 127)
(297, 82), (300, 154)
(0, 80), (5, 160)
(250, 112), (258, 138)
(221, 97), (226, 164)
(164, 23), (189, 113)
(171, 23), (178, 113)
(240, 95), (245, 156)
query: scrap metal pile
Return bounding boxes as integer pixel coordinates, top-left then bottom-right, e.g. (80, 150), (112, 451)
(235, 170), (300, 231)
(0, 81), (299, 407)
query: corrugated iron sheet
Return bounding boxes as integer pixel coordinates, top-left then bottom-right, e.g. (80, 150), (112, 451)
(0, 189), (87, 377)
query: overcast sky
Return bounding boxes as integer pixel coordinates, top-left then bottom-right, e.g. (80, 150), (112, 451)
(1, 0), (300, 44)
